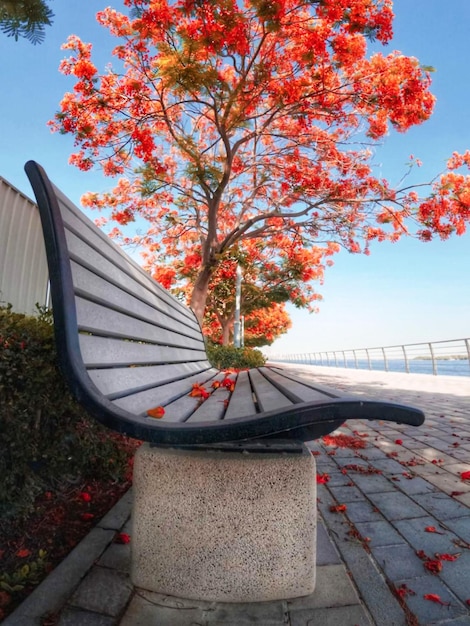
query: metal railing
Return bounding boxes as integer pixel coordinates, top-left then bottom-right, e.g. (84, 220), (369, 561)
(270, 338), (470, 377)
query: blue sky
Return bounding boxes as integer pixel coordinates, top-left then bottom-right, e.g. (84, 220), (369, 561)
(1, 1), (469, 354)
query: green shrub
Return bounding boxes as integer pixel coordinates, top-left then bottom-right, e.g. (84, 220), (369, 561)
(206, 344), (266, 369)
(0, 305), (135, 519)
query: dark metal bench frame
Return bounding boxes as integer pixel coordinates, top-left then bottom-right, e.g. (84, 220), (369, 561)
(25, 160), (425, 447)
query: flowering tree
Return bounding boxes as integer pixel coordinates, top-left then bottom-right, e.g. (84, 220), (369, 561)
(154, 235), (328, 344)
(52, 0), (470, 324)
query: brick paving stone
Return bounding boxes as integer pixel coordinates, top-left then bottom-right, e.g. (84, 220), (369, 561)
(119, 596), (207, 626)
(333, 457), (371, 469)
(339, 500), (383, 523)
(391, 516), (461, 554)
(349, 473), (397, 494)
(322, 471), (355, 487)
(394, 575), (468, 624)
(206, 600), (287, 624)
(370, 544), (425, 581)
(389, 474), (438, 496)
(409, 463), (448, 478)
(367, 491), (428, 521)
(328, 485), (366, 503)
(353, 520), (404, 547)
(58, 608), (117, 626)
(413, 493), (470, 520)
(445, 462), (470, 475)
(438, 550), (470, 604)
(287, 565), (359, 610)
(69, 567), (132, 617)
(316, 520), (342, 566)
(290, 605), (373, 626)
(370, 458), (412, 475)
(97, 542), (131, 573)
(421, 472), (470, 496)
(357, 447), (390, 460)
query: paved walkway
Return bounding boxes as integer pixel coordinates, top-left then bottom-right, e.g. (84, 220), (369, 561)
(4, 365), (470, 626)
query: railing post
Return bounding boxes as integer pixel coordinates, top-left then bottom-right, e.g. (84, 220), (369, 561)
(353, 349), (358, 369)
(326, 352), (330, 366)
(342, 351), (347, 367)
(465, 339), (470, 372)
(334, 352), (338, 367)
(402, 345), (410, 373)
(382, 347), (388, 372)
(365, 348), (371, 370)
(429, 342), (437, 375)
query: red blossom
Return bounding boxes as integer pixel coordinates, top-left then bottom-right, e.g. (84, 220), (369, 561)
(316, 473), (330, 484)
(424, 526), (444, 534)
(436, 552), (460, 561)
(424, 559), (443, 574)
(147, 406), (165, 419)
(330, 504), (347, 513)
(423, 594), (450, 606)
(461, 471), (470, 481)
(395, 439), (403, 445)
(114, 533), (131, 544)
(189, 383), (210, 400)
(80, 492), (92, 502)
(80, 513), (95, 521)
(322, 434), (367, 449)
(16, 549), (31, 558)
(396, 583), (416, 598)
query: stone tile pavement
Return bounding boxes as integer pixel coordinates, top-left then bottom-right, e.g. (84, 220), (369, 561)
(4, 365), (470, 626)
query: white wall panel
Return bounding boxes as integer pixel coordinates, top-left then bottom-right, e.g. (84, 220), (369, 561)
(0, 177), (49, 315)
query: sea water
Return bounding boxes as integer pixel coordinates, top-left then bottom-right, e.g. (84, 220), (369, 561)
(283, 357), (470, 377)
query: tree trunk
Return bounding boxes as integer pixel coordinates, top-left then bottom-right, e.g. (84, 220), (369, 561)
(221, 319), (231, 346)
(189, 264), (213, 326)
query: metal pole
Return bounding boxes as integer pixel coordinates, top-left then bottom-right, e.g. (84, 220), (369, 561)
(429, 342), (437, 375)
(402, 345), (409, 373)
(382, 347), (388, 372)
(233, 264), (242, 348)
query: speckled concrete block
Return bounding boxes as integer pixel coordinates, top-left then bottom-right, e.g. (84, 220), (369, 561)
(131, 443), (317, 602)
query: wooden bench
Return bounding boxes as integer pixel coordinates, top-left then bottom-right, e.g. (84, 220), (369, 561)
(25, 160), (425, 602)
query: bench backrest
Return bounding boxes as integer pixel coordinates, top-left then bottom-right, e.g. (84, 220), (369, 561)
(25, 162), (225, 435)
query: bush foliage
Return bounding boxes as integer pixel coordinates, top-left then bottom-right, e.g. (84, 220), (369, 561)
(206, 343), (266, 370)
(0, 305), (136, 518)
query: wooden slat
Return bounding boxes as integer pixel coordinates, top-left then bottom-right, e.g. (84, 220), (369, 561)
(184, 373), (235, 423)
(159, 373), (226, 423)
(72, 262), (200, 340)
(249, 369), (292, 413)
(259, 367), (339, 403)
(224, 371), (257, 419)
(75, 297), (204, 350)
(112, 369), (218, 414)
(79, 335), (207, 367)
(267, 367), (344, 399)
(65, 229), (200, 333)
(87, 361), (211, 399)
(54, 188), (198, 327)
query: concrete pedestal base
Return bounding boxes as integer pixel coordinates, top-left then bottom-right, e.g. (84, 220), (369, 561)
(131, 443), (316, 602)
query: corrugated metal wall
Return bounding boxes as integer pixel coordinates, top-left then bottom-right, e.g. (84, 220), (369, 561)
(0, 176), (49, 315)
